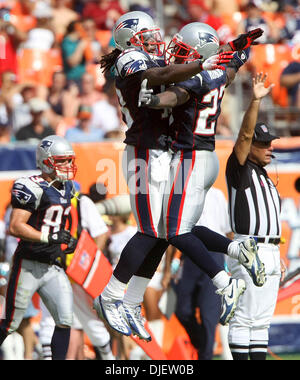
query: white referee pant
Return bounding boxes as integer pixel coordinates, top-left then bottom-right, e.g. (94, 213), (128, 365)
(227, 235), (281, 348)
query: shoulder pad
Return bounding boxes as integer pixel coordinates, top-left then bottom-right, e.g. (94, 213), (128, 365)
(115, 49), (153, 78)
(12, 177), (44, 209)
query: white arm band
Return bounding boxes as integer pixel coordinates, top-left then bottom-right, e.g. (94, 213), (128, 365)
(40, 230), (49, 243)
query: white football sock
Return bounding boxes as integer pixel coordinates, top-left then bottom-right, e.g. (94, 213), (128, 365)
(101, 274), (127, 301)
(227, 241), (240, 260)
(212, 270), (230, 289)
(123, 275), (151, 306)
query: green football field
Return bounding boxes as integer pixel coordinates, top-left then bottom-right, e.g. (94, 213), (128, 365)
(266, 352), (300, 360)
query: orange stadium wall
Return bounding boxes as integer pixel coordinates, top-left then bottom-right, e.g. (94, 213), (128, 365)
(0, 139), (300, 355)
(0, 139), (299, 270)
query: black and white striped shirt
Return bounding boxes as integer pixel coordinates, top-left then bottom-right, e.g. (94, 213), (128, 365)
(226, 150), (281, 237)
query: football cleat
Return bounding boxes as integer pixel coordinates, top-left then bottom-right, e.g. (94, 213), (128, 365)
(238, 238), (266, 287)
(217, 278), (246, 326)
(123, 304), (152, 342)
(93, 295), (131, 336)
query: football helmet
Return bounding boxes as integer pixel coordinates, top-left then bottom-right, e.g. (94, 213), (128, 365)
(36, 135), (77, 182)
(166, 22), (220, 64)
(113, 11), (165, 56)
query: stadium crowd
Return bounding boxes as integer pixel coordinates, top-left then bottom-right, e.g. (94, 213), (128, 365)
(0, 0), (299, 360)
(0, 0), (299, 145)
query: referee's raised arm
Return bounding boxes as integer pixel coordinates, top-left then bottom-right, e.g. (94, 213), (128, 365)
(234, 73), (274, 165)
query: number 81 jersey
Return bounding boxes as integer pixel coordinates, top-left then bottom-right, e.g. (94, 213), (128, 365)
(170, 68), (227, 152)
(11, 175), (73, 263)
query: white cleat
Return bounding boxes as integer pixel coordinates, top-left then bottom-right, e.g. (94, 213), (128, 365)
(93, 295), (131, 336)
(217, 278), (246, 326)
(238, 238), (266, 287)
(123, 304), (152, 342)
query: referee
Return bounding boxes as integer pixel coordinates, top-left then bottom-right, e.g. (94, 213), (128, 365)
(225, 73), (286, 360)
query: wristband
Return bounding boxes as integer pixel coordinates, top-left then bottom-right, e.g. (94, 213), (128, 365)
(148, 95), (160, 107)
(40, 230), (49, 243)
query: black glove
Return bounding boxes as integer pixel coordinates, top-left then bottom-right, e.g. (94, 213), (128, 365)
(63, 236), (78, 255)
(229, 28), (264, 51)
(48, 230), (71, 245)
(49, 236), (78, 268)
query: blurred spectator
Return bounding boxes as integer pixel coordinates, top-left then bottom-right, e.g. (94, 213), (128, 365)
(204, 0), (240, 15)
(87, 182), (108, 204)
(236, 0), (280, 43)
(82, 17), (104, 62)
(79, 72), (106, 106)
(15, 97), (55, 141)
(105, 212), (137, 270)
(0, 9), (27, 85)
(46, 71), (80, 123)
(280, 61), (300, 107)
(0, 71), (18, 111)
(47, 71), (70, 117)
(78, 72), (120, 136)
(23, 1), (56, 51)
(51, 0), (79, 42)
(61, 20), (87, 85)
(11, 85), (37, 134)
(0, 72), (13, 124)
(12, 0), (36, 15)
(82, 0), (124, 30)
(279, 0), (300, 44)
(0, 123), (10, 143)
(65, 104), (104, 142)
(186, 0), (233, 44)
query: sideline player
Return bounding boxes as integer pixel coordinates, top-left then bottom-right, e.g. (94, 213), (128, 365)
(0, 135), (78, 360)
(93, 11), (234, 341)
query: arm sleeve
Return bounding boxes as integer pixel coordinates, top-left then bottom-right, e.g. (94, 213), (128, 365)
(79, 195), (108, 238)
(226, 150), (251, 189)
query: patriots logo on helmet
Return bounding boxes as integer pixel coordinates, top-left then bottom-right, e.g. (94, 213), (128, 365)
(198, 32), (219, 47)
(40, 140), (53, 152)
(12, 189), (32, 204)
(115, 18), (139, 32)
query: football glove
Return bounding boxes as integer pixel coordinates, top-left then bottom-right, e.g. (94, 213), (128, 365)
(201, 51), (234, 71)
(228, 28), (264, 51)
(63, 236), (78, 254)
(138, 79), (153, 107)
(48, 230), (71, 245)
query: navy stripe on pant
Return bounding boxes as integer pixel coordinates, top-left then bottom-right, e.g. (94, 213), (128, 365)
(132, 148), (157, 238)
(166, 151), (194, 239)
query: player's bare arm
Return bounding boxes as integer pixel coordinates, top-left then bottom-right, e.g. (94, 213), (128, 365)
(9, 208), (44, 242)
(9, 208), (72, 245)
(142, 51), (234, 87)
(140, 84), (190, 109)
(234, 72), (274, 165)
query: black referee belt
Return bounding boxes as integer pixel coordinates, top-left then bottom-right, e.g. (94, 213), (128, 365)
(256, 237), (280, 245)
